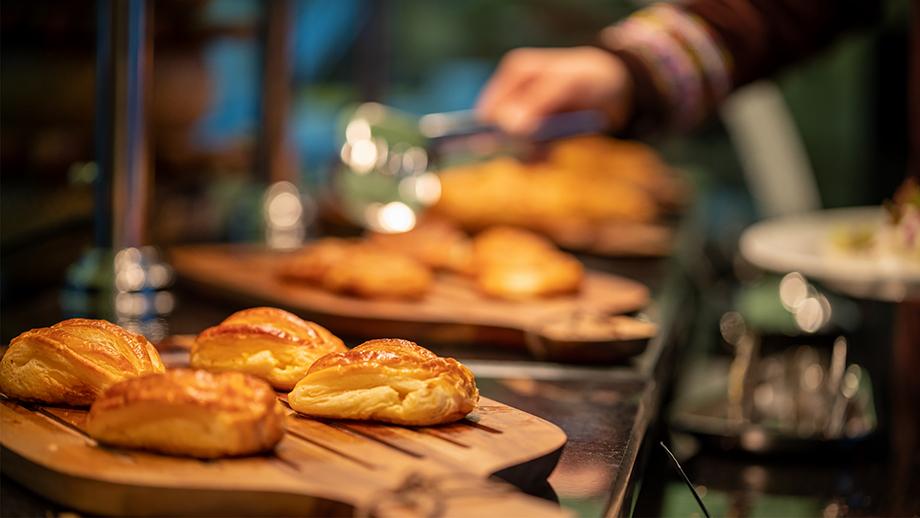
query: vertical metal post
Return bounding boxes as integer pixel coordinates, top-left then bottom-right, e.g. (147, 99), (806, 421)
(354, 0), (388, 102)
(96, 0), (151, 249)
(257, 0), (295, 185)
(258, 0), (309, 249)
(65, 0), (169, 340)
(113, 0), (151, 249)
(94, 0), (114, 248)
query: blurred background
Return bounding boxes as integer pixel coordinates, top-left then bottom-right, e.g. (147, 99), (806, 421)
(0, 1), (915, 515)
(0, 0), (909, 309)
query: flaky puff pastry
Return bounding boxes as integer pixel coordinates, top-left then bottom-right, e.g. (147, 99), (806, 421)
(86, 369), (284, 458)
(476, 255), (583, 300)
(472, 227), (584, 300)
(472, 226), (557, 264)
(321, 248), (433, 300)
(276, 238), (354, 284)
(368, 218), (474, 275)
(547, 135), (685, 208)
(289, 339), (479, 426)
(0, 319), (165, 406)
(432, 157), (534, 229)
(277, 238), (433, 300)
(191, 307), (346, 390)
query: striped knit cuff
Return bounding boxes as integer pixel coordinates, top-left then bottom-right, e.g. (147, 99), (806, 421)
(598, 3), (732, 132)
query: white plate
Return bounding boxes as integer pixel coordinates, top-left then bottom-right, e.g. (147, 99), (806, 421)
(740, 207), (920, 302)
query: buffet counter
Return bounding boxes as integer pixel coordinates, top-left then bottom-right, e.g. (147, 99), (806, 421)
(0, 253), (688, 517)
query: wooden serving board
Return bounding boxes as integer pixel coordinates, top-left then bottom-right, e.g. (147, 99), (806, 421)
(1, 395), (568, 517)
(170, 244), (650, 346)
(541, 219), (676, 258)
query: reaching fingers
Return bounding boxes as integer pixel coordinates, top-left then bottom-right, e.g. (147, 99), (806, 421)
(476, 46), (632, 135)
(475, 48), (547, 122)
(492, 77), (575, 135)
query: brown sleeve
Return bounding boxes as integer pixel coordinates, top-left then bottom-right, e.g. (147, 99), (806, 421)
(599, 0), (881, 135)
(684, 0), (881, 87)
(606, 49), (672, 136)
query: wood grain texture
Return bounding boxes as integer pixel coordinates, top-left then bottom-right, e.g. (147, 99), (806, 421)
(169, 244), (650, 346)
(0, 395), (568, 517)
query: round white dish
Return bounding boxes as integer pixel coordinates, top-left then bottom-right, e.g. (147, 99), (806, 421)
(740, 206), (920, 302)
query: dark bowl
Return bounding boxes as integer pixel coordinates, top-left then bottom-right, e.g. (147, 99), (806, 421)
(525, 313), (657, 364)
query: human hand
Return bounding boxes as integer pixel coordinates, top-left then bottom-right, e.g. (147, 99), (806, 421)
(475, 46), (634, 136)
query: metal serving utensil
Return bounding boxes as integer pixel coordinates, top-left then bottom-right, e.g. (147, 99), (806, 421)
(419, 109), (608, 143)
(420, 109), (608, 163)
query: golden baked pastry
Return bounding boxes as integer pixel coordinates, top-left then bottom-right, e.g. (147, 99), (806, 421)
(289, 339), (479, 426)
(472, 226), (557, 266)
(277, 237), (355, 284)
(433, 157), (533, 229)
(321, 248), (433, 300)
(471, 226), (584, 300)
(368, 218), (473, 274)
(548, 135), (685, 208)
(190, 307), (346, 390)
(432, 137), (677, 235)
(277, 238), (434, 299)
(476, 252), (583, 300)
(86, 369), (284, 458)
(0, 319), (165, 406)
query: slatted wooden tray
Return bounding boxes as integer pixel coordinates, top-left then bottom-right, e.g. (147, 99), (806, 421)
(1, 394), (568, 517)
(170, 244), (650, 346)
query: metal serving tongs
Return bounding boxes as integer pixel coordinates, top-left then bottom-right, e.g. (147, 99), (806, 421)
(334, 104), (609, 231)
(420, 109), (608, 142)
(418, 109), (608, 161)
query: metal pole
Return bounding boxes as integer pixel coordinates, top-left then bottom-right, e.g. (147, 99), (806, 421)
(258, 0), (310, 249)
(65, 0), (168, 339)
(95, 0), (150, 249)
(94, 0), (114, 248)
(111, 0), (151, 249)
(257, 0), (295, 185)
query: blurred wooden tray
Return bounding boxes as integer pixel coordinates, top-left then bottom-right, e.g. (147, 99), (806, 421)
(170, 244), (650, 346)
(1, 394), (567, 517)
(541, 220), (675, 258)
